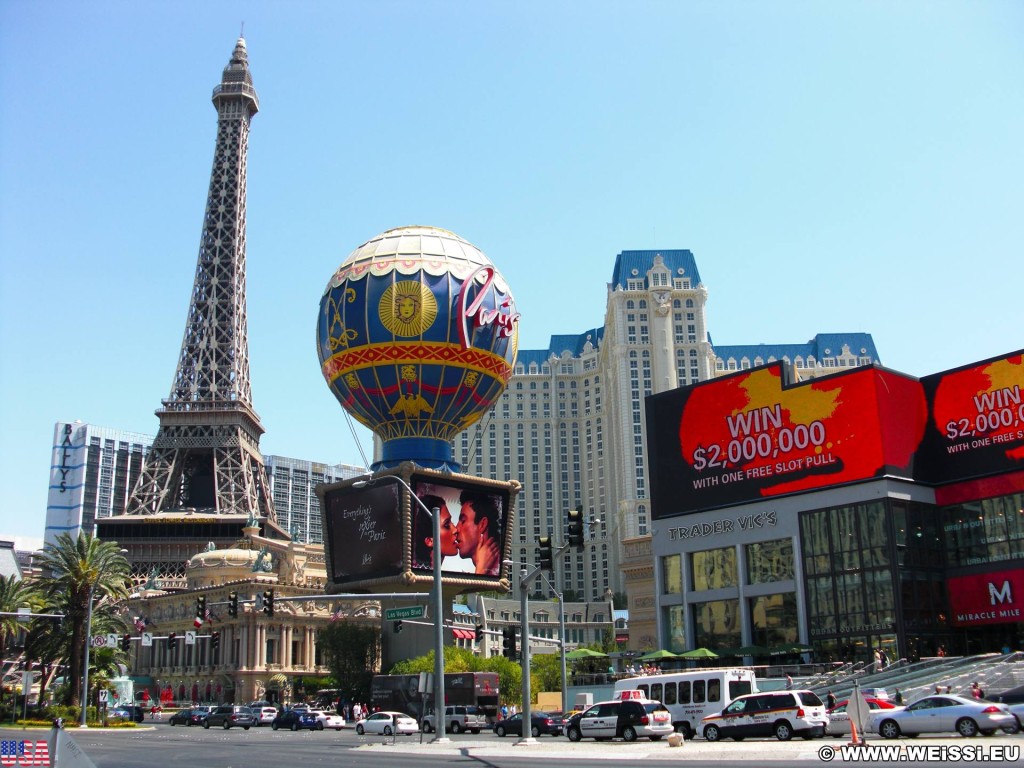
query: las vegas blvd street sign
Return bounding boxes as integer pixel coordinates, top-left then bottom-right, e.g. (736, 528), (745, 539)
(384, 605), (425, 621)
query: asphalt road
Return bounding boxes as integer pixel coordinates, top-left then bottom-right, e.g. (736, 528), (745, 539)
(2, 723), (1020, 768)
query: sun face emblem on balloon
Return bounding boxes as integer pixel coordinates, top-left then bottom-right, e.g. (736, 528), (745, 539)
(379, 281), (437, 337)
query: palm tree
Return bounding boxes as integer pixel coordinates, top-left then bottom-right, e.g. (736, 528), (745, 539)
(0, 574), (42, 660)
(34, 532), (131, 706)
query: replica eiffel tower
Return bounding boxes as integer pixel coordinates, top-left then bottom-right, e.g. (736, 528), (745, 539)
(99, 38), (286, 589)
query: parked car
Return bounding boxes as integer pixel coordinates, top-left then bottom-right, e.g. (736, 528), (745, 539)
(565, 698), (673, 742)
(252, 705), (278, 726)
(826, 697), (902, 736)
(203, 705), (258, 730)
(701, 690), (828, 741)
(493, 711), (563, 737)
(355, 711), (419, 735)
(309, 709), (345, 730)
(272, 709), (320, 731)
(168, 708), (209, 727)
(875, 694), (1016, 738)
(1003, 702), (1023, 734)
(422, 705), (487, 734)
(109, 705), (146, 723)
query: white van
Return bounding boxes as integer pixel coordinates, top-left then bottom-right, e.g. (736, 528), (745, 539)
(614, 667), (759, 738)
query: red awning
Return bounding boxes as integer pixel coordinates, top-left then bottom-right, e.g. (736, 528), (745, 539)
(452, 628), (475, 640)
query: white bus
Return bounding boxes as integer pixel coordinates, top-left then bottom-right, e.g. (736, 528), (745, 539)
(613, 667), (759, 738)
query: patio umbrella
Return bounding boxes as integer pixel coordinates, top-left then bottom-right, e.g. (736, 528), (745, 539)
(637, 649), (680, 661)
(678, 647), (719, 659)
(565, 648), (609, 660)
(769, 642), (813, 655)
(733, 644), (770, 656)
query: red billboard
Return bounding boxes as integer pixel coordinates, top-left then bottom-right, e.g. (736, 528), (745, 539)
(647, 363), (927, 517)
(919, 351), (1024, 485)
(947, 568), (1024, 627)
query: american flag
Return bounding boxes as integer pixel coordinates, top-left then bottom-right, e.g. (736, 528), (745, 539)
(0, 739), (50, 766)
(133, 616), (148, 632)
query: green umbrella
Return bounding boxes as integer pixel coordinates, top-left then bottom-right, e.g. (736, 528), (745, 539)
(565, 647), (609, 660)
(769, 642), (813, 655)
(637, 649), (679, 661)
(733, 644), (770, 656)
(678, 647), (719, 659)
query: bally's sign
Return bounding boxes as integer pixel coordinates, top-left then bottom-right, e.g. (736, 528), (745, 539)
(947, 568), (1023, 627)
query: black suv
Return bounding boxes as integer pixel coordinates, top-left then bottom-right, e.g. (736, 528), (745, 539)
(203, 705), (258, 730)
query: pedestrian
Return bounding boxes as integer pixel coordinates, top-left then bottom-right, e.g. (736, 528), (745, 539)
(873, 649), (882, 668)
(786, 674), (793, 689)
(971, 682), (984, 700)
(937, 645), (946, 658)
(893, 688), (903, 705)
(934, 685), (942, 694)
(826, 690), (836, 709)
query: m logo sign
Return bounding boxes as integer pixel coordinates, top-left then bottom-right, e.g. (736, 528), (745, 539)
(989, 580), (1013, 606)
(948, 568), (1023, 627)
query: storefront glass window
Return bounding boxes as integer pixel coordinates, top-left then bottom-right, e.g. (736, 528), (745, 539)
(691, 546), (737, 591)
(745, 539), (794, 584)
(663, 604), (686, 653)
(942, 492), (1024, 567)
(749, 593), (798, 647)
(692, 599), (740, 649)
(662, 554), (682, 594)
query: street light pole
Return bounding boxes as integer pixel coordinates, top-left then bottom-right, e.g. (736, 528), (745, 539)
(79, 584), (94, 728)
(541, 573), (567, 713)
(353, 475), (448, 744)
(518, 566), (534, 744)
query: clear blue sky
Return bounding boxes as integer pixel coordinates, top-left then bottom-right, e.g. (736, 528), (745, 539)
(1, 2), (1021, 542)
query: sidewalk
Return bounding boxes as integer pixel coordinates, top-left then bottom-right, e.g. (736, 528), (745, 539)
(353, 733), (1023, 762)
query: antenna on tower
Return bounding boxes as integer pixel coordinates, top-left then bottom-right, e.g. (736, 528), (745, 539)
(240, 21), (245, 38)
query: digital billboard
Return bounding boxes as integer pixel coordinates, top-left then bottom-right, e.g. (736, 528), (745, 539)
(409, 471), (511, 582)
(647, 363), (927, 517)
(918, 350), (1024, 485)
(321, 482), (405, 586)
(319, 465), (518, 591)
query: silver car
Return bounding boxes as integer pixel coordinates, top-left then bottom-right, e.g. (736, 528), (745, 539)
(876, 694), (1015, 738)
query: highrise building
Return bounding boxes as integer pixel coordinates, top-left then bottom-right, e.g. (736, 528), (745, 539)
(453, 250), (880, 622)
(44, 421), (153, 549)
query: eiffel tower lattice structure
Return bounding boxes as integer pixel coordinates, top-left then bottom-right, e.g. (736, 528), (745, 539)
(122, 38), (277, 541)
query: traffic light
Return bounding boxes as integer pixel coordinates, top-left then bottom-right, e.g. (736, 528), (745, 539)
(121, 634), (131, 652)
(393, 620), (403, 634)
(262, 589), (274, 616)
(475, 622), (485, 642)
(566, 508), (584, 550)
(195, 595), (207, 620)
(210, 631), (220, 651)
(228, 591), (239, 618)
(537, 536), (553, 571)
(502, 626), (517, 660)
(168, 631), (177, 649)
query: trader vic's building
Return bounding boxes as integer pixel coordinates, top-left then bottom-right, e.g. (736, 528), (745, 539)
(645, 348), (1024, 664)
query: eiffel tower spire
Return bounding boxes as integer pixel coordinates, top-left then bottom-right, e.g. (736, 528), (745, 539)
(126, 38), (274, 524)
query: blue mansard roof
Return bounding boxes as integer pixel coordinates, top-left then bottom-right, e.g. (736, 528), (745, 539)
(610, 249), (702, 289)
(713, 333), (880, 365)
(517, 328), (605, 370)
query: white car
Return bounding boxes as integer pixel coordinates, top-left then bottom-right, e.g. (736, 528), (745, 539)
(875, 695), (1016, 738)
(253, 706), (278, 726)
(355, 711), (419, 736)
(310, 709), (345, 730)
